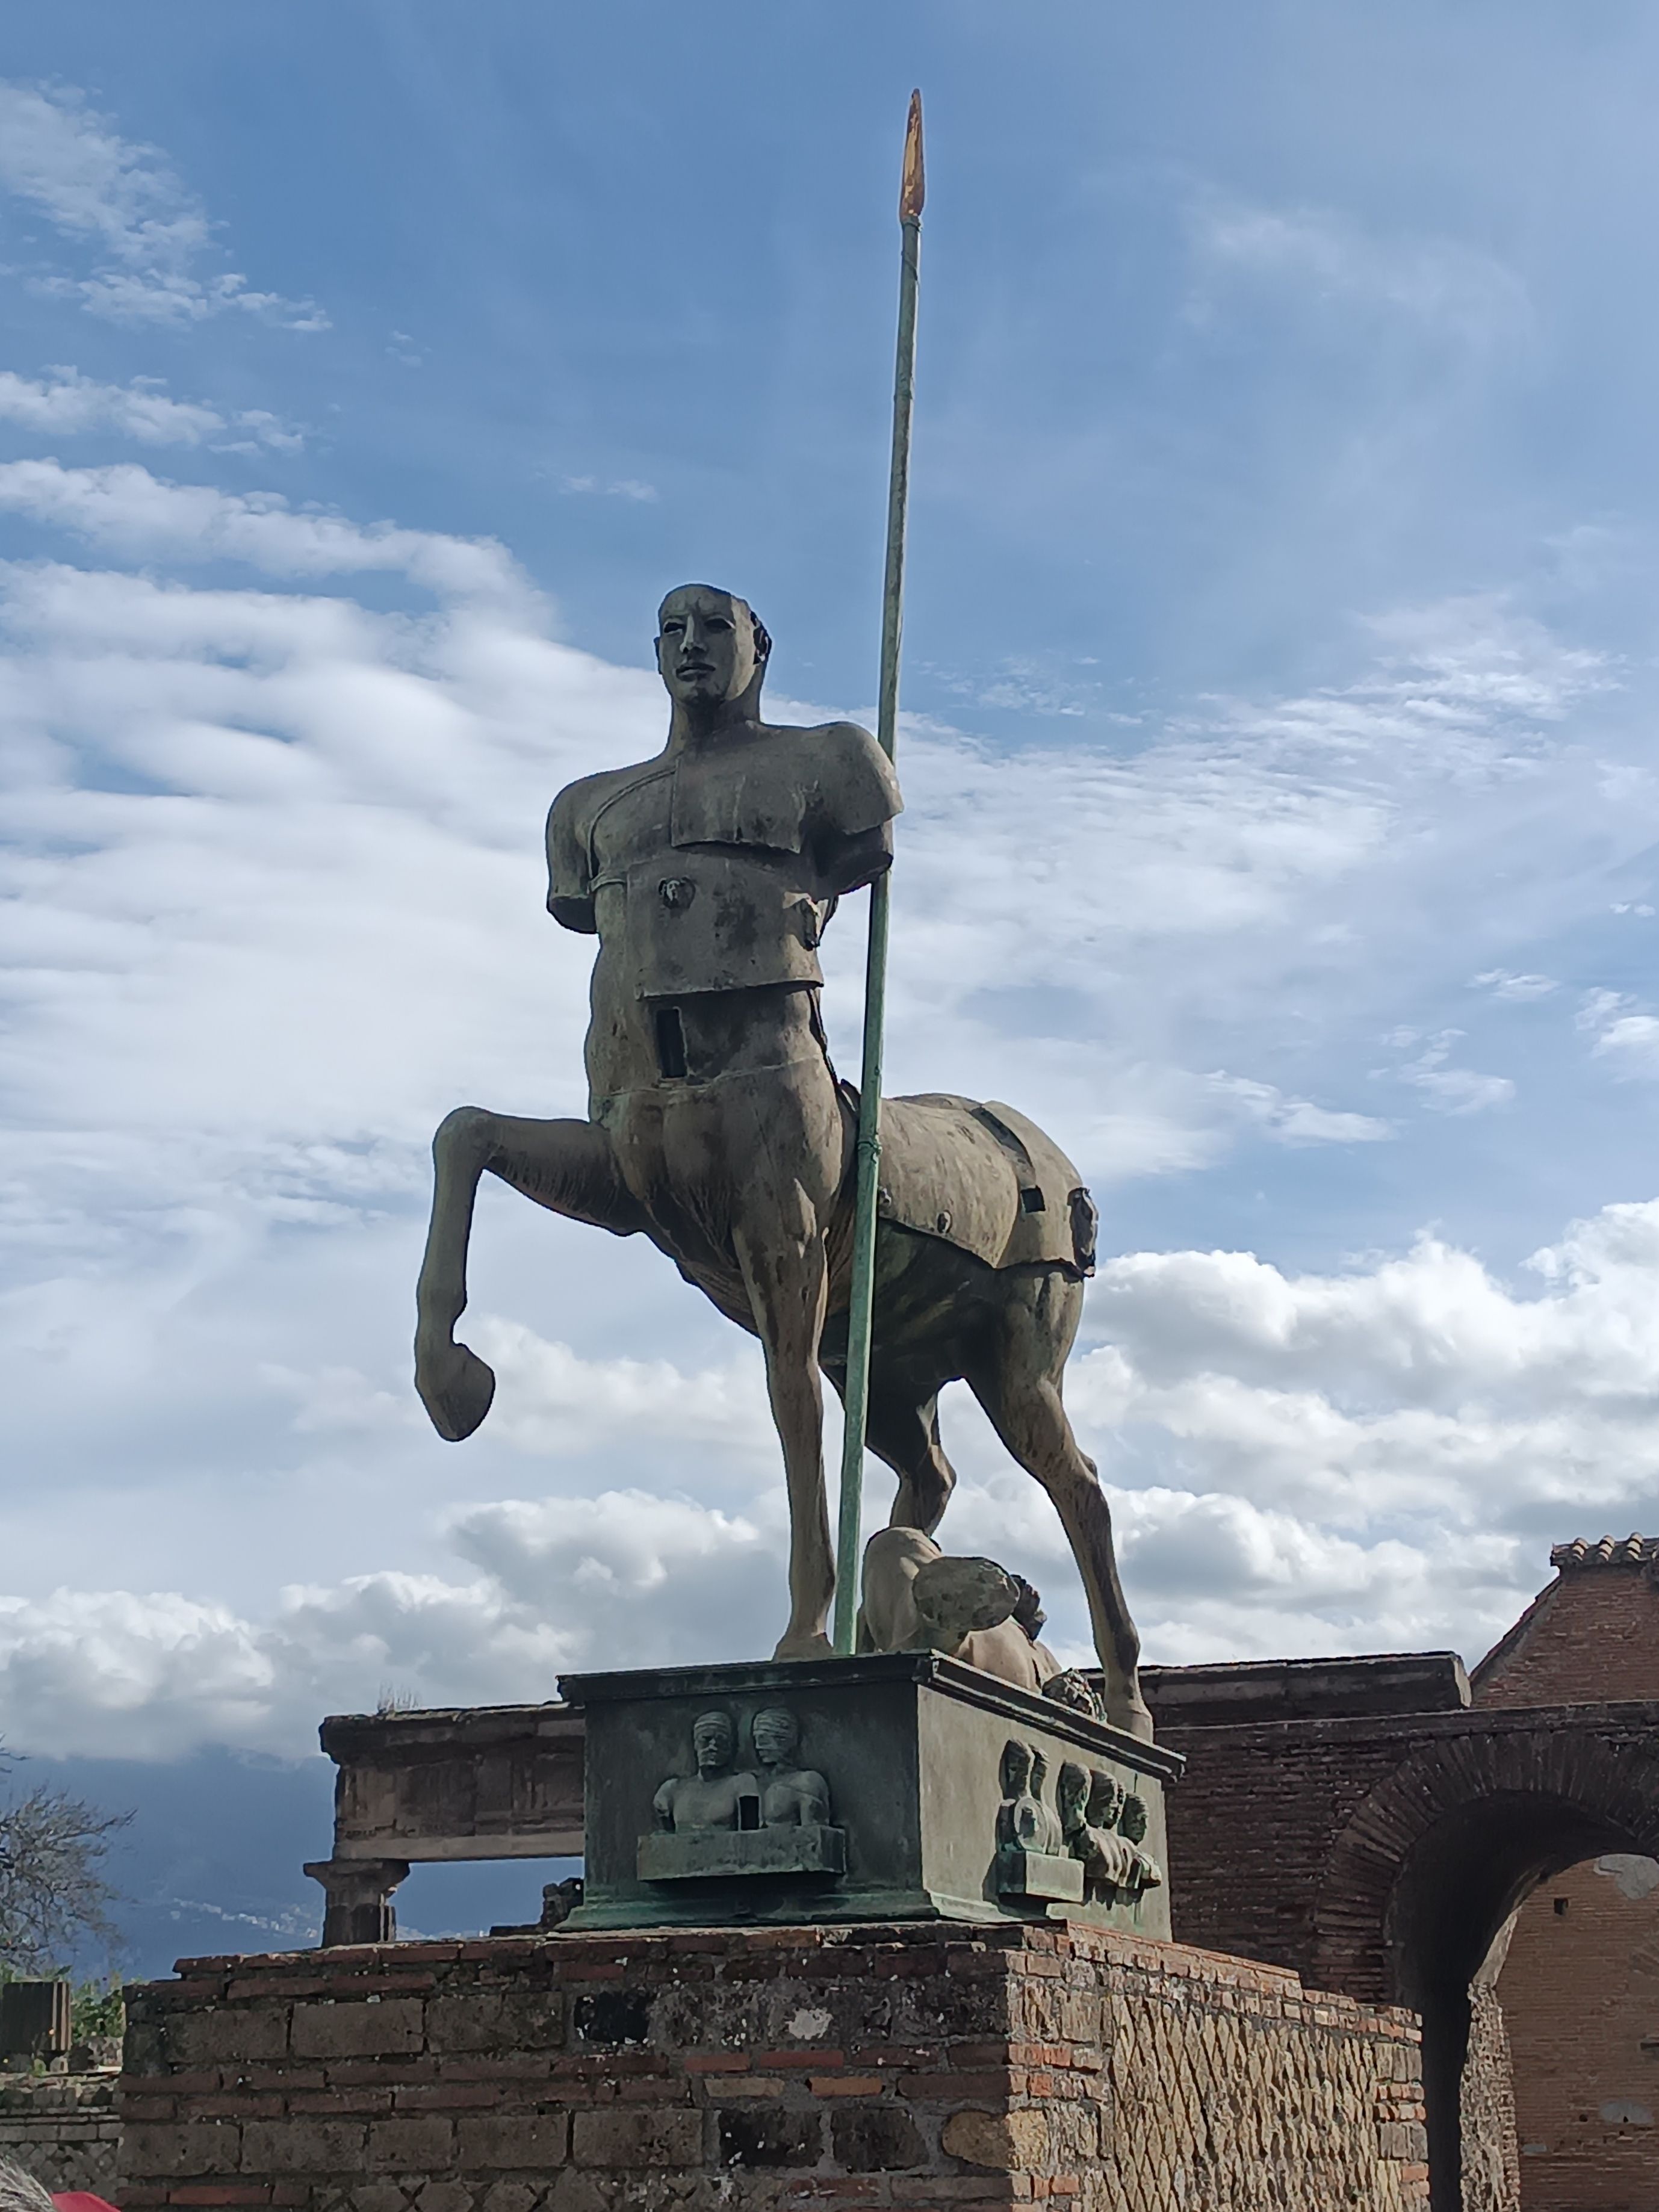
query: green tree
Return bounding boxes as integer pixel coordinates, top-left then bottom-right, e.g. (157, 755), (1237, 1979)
(0, 1752), (128, 1974)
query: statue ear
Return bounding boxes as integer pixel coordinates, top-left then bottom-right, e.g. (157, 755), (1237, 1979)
(749, 613), (772, 665)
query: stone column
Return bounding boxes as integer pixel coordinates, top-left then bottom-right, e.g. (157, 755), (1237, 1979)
(303, 1856), (410, 1947)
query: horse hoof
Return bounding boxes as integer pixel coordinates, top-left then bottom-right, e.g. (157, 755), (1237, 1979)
(416, 1342), (497, 1442)
(772, 1631), (836, 1662)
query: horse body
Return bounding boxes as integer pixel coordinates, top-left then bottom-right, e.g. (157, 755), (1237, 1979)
(414, 1003), (1151, 1737)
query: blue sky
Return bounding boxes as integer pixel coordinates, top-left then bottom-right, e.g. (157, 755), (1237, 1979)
(5, 2), (1659, 1955)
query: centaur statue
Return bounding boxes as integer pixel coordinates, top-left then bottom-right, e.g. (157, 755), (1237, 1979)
(414, 583), (1150, 1738)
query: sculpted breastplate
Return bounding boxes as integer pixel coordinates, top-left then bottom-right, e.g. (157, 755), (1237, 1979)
(607, 849), (828, 997)
(549, 721), (901, 1002)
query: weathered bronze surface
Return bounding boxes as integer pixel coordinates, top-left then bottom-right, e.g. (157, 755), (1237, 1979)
(414, 586), (1148, 1735)
(558, 1652), (1177, 1935)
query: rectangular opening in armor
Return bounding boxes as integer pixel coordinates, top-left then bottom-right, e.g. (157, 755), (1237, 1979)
(654, 1005), (688, 1079)
(1020, 1186), (1046, 1213)
(737, 1791), (761, 1832)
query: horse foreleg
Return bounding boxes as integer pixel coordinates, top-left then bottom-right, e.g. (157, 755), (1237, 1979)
(967, 1277), (1153, 1741)
(414, 1109), (642, 1443)
(733, 1214), (835, 1661)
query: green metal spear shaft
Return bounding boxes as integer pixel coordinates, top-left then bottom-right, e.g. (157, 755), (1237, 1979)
(833, 91), (925, 1656)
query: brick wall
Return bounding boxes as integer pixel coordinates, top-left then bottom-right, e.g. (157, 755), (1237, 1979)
(1498, 1854), (1659, 2211)
(0, 2071), (122, 2196)
(119, 1921), (1430, 2211)
(1473, 1564), (1659, 1711)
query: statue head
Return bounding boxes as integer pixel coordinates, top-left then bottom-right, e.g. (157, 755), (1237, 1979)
(1118, 1791), (1149, 1845)
(656, 584), (771, 714)
(1085, 1770), (1124, 1830)
(751, 1706), (800, 1767)
(911, 1555), (1020, 1653)
(1056, 1760), (1090, 1835)
(999, 1738), (1032, 1800)
(691, 1710), (735, 1776)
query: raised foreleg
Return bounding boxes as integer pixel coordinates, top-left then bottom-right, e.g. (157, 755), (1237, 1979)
(965, 1272), (1153, 1741)
(414, 1109), (644, 1442)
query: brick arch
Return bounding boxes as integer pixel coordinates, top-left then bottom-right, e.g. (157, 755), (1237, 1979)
(1313, 1723), (1659, 2000)
(1311, 1723), (1659, 2212)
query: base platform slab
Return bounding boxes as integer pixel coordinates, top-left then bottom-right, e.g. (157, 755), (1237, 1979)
(120, 1919), (1429, 2211)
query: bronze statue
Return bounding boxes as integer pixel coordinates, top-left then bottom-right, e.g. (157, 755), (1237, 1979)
(414, 583), (1150, 1736)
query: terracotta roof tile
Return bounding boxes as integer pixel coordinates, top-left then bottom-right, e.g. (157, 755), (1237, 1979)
(1549, 1534), (1659, 1571)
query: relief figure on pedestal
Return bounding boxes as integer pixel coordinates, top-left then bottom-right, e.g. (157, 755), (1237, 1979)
(751, 1706), (831, 1827)
(994, 1739), (1082, 1904)
(1057, 1761), (1163, 1901)
(652, 1711), (760, 1833)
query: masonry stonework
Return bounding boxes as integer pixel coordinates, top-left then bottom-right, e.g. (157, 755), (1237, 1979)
(1468, 1538), (1659, 2212)
(0, 2071), (122, 2196)
(117, 1921), (1429, 2211)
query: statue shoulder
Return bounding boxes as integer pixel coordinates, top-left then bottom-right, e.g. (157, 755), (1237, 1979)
(546, 760), (662, 931)
(793, 719), (903, 836)
(548, 758), (657, 844)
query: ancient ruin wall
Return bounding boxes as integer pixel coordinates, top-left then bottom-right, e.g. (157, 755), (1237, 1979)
(119, 1921), (1428, 2211)
(0, 2072), (122, 2198)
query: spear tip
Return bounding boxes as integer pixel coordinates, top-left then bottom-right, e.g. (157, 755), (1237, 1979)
(900, 88), (925, 222)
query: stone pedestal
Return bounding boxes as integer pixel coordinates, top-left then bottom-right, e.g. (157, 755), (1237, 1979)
(560, 1650), (1180, 1937)
(119, 1919), (1430, 2210)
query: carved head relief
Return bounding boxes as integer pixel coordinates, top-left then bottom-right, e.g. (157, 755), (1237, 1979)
(1119, 1792), (1149, 1844)
(691, 1711), (736, 1776)
(1086, 1771), (1124, 1831)
(751, 1705), (800, 1767)
(1056, 1761), (1090, 1836)
(999, 1739), (1033, 1800)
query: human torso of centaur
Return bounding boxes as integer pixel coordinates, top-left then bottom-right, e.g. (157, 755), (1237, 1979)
(545, 719), (901, 1117)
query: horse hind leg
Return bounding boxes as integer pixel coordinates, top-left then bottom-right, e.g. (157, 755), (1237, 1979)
(415, 1109), (642, 1443)
(964, 1273), (1154, 1742)
(865, 1380), (958, 1537)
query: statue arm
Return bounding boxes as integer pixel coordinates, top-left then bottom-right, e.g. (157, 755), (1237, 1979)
(816, 820), (893, 900)
(546, 793), (597, 935)
(651, 1777), (678, 1831)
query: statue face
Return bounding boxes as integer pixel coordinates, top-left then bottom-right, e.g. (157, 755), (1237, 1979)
(999, 1740), (1032, 1798)
(657, 585), (761, 710)
(1056, 1761), (1088, 1827)
(692, 1712), (734, 1774)
(751, 1707), (799, 1765)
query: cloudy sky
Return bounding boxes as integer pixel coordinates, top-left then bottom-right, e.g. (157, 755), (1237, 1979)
(6, 1), (1659, 1841)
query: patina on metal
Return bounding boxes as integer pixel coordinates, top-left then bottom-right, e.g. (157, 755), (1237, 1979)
(557, 1652), (1178, 1935)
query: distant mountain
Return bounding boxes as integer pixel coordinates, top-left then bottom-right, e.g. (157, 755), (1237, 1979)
(17, 1749), (575, 1981)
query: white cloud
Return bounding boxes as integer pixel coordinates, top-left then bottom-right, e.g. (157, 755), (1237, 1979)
(1208, 1073), (1392, 1147)
(0, 81), (326, 327)
(0, 459), (529, 603)
(1472, 969), (1558, 1003)
(559, 476), (657, 503)
(1384, 1029), (1515, 1115)
(0, 367), (302, 450)
(0, 1490), (781, 1758)
(1194, 198), (1530, 350)
(1597, 1015), (1659, 1073)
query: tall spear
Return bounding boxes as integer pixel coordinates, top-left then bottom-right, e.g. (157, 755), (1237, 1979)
(833, 91), (925, 1656)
